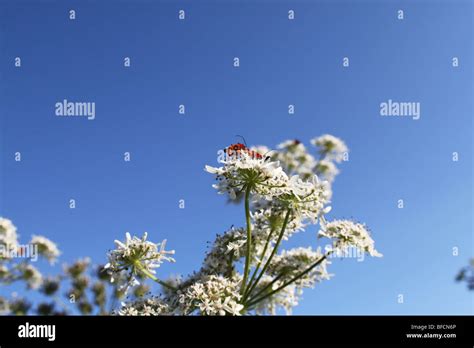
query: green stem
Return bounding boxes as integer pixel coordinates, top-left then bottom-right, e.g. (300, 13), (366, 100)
(243, 227), (275, 301)
(134, 262), (177, 291)
(241, 185), (253, 294)
(246, 253), (329, 308)
(243, 209), (291, 301)
(245, 272), (285, 305)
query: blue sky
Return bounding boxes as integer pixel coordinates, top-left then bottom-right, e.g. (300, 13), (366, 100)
(1, 0), (472, 314)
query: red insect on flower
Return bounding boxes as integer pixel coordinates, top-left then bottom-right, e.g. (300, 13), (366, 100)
(224, 143), (246, 157)
(224, 136), (265, 160)
(224, 143), (262, 159)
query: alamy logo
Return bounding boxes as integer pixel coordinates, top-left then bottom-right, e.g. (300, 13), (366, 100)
(0, 243), (38, 261)
(18, 322), (56, 341)
(55, 99), (95, 120)
(380, 99), (420, 120)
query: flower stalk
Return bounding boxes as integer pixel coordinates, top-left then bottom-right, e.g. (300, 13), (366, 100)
(242, 209), (292, 303)
(133, 261), (177, 291)
(241, 185), (253, 295)
(246, 253), (330, 308)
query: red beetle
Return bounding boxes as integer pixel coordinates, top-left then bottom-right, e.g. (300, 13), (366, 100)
(224, 143), (263, 160)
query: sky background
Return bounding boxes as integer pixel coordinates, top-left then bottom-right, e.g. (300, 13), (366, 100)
(0, 0), (472, 315)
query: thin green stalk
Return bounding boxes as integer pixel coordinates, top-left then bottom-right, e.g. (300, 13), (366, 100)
(245, 272), (285, 305)
(134, 262), (177, 291)
(243, 209), (291, 301)
(243, 227), (275, 300)
(246, 254), (329, 308)
(240, 185), (253, 294)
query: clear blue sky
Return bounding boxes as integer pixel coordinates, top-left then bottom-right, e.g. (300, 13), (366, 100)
(1, 0), (472, 314)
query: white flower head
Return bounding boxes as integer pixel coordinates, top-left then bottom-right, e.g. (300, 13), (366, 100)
(268, 247), (332, 288)
(205, 147), (290, 201)
(311, 134), (348, 163)
(19, 264), (43, 289)
(314, 159), (340, 183)
(282, 175), (332, 224)
(178, 275), (243, 316)
(226, 239), (246, 254)
(201, 227), (247, 275)
(105, 232), (175, 291)
(252, 205), (305, 241)
(63, 257), (91, 278)
(0, 218), (19, 258)
(0, 264), (8, 279)
(30, 235), (60, 264)
(319, 219), (382, 257)
(118, 297), (172, 316)
(274, 140), (317, 179)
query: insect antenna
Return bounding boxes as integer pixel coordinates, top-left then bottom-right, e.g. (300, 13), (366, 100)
(235, 135), (247, 147)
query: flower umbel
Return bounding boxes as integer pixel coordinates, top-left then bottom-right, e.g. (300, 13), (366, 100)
(319, 220), (382, 257)
(311, 134), (348, 162)
(178, 275), (244, 316)
(118, 296), (172, 316)
(30, 235), (61, 264)
(267, 247), (332, 288)
(205, 148), (289, 201)
(0, 218), (19, 259)
(105, 232), (175, 291)
(19, 264), (43, 289)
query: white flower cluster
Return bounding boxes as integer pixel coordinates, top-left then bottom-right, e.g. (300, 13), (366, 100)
(206, 153), (332, 222)
(177, 275), (243, 316)
(200, 227), (247, 275)
(105, 232), (175, 291)
(275, 140), (317, 180)
(268, 247), (332, 288)
(311, 134), (348, 163)
(319, 220), (383, 257)
(19, 263), (43, 289)
(255, 136), (347, 186)
(118, 297), (171, 316)
(251, 206), (304, 242)
(0, 264), (8, 279)
(201, 226), (274, 277)
(30, 235), (60, 264)
(314, 159), (339, 183)
(0, 218), (19, 258)
(282, 175), (332, 224)
(205, 152), (289, 201)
